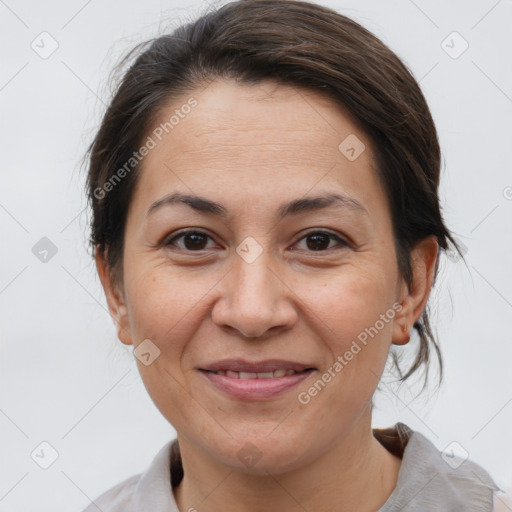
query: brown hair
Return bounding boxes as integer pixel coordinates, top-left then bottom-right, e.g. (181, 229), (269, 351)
(85, 0), (464, 393)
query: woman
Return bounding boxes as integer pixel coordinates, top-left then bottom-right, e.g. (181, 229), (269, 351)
(84, 0), (500, 510)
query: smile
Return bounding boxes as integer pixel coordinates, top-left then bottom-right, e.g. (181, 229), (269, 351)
(207, 369), (303, 378)
(199, 361), (316, 400)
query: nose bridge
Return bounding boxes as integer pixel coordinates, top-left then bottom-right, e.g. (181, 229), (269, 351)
(235, 247), (275, 304)
(212, 242), (296, 338)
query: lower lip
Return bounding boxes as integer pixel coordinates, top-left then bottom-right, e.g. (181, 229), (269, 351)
(199, 370), (315, 400)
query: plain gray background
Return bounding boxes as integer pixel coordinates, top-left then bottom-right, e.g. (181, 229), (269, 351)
(1, 0), (511, 510)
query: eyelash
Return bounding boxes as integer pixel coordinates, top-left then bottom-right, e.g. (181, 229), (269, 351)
(163, 229), (349, 253)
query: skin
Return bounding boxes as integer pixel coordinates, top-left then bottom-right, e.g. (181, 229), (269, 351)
(96, 79), (438, 512)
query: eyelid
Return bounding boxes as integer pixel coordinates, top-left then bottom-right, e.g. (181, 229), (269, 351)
(290, 229), (349, 250)
(163, 228), (350, 252)
(163, 228), (217, 249)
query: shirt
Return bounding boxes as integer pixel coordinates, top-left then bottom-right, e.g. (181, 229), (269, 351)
(83, 422), (501, 511)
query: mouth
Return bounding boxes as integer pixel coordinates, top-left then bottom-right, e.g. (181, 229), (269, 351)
(204, 368), (310, 379)
(198, 359), (317, 400)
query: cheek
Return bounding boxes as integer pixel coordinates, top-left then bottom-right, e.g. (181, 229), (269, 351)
(300, 264), (397, 404)
(308, 264), (396, 342)
(122, 263), (214, 429)
(123, 258), (214, 343)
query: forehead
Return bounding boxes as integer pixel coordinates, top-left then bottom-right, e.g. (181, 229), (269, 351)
(131, 79), (385, 216)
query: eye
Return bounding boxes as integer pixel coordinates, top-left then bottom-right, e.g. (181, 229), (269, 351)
(293, 230), (348, 252)
(163, 229), (348, 253)
(163, 229), (217, 251)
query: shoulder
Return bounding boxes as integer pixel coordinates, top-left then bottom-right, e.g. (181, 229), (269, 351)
(81, 473), (141, 512)
(81, 439), (179, 512)
(376, 423), (502, 512)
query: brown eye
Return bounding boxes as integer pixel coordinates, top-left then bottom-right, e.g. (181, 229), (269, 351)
(164, 230), (215, 251)
(294, 231), (348, 252)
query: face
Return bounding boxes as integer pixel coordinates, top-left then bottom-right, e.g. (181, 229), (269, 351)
(97, 79), (434, 474)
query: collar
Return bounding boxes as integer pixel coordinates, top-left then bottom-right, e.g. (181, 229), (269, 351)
(86, 422), (500, 511)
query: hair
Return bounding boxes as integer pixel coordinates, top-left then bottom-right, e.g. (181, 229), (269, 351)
(85, 0), (464, 394)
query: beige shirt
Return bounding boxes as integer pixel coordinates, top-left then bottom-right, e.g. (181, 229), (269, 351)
(83, 422), (501, 511)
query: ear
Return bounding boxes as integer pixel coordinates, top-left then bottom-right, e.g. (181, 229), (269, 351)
(392, 235), (439, 346)
(94, 245), (133, 346)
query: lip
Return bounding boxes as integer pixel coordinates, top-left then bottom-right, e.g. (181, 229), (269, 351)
(200, 359), (316, 373)
(200, 370), (315, 400)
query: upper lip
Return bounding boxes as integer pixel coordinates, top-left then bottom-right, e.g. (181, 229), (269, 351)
(200, 359), (316, 373)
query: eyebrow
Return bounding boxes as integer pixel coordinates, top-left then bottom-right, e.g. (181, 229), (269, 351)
(146, 191), (368, 219)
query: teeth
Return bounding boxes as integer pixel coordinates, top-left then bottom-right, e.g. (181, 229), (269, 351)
(239, 371), (258, 379)
(213, 369), (299, 378)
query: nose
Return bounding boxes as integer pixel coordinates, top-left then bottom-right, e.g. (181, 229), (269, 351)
(211, 248), (298, 339)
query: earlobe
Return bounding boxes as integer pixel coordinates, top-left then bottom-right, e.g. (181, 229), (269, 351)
(391, 292), (413, 346)
(391, 236), (438, 346)
(94, 246), (134, 346)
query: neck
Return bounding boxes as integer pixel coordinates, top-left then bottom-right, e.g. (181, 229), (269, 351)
(173, 409), (402, 512)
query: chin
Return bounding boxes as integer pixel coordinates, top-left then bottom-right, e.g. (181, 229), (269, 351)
(212, 432), (320, 476)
